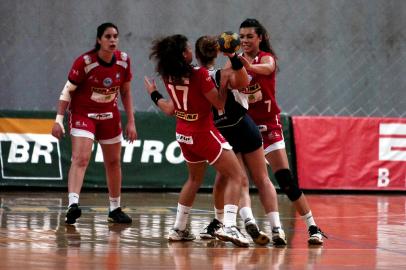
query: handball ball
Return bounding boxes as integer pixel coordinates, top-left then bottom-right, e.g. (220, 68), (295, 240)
(217, 31), (241, 53)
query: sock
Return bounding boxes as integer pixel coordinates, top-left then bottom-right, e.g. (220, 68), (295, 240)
(214, 207), (224, 223)
(223, 204), (238, 227)
(174, 203), (191, 231)
(301, 211), (316, 228)
(266, 211), (282, 228)
(109, 196), (121, 212)
(239, 207), (256, 224)
(68, 192), (79, 207)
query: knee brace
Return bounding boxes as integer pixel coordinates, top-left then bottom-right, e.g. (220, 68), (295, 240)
(274, 169), (302, 201)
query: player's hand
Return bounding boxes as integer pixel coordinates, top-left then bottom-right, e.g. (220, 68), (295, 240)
(51, 122), (65, 140)
(238, 55), (251, 70)
(144, 76), (157, 94)
(222, 52), (235, 57)
(125, 121), (137, 143)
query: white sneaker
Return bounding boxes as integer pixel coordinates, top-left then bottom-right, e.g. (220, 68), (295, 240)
(245, 221), (270, 245)
(214, 225), (249, 247)
(168, 228), (196, 241)
(272, 227), (287, 246)
(308, 225), (326, 245)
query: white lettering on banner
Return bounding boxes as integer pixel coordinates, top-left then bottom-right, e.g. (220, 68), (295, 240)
(141, 140), (164, 163)
(31, 141), (53, 164)
(8, 140), (30, 163)
(94, 140), (184, 164)
(122, 141), (142, 163)
(377, 168), (390, 187)
(0, 133), (62, 180)
(379, 123), (406, 161)
(166, 141), (184, 164)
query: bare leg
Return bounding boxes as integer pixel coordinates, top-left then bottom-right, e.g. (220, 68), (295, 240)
(212, 149), (243, 207)
(68, 136), (93, 194)
(100, 142), (122, 198)
(243, 148), (278, 214)
(178, 162), (208, 207)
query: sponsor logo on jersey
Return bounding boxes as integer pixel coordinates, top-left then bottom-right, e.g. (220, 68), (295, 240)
(103, 77), (113, 87)
(175, 133), (193, 144)
(120, 52), (128, 61)
(91, 86), (120, 95)
(174, 110), (198, 121)
(83, 55), (92, 65)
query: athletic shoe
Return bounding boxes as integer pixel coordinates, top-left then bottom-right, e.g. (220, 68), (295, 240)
(271, 227), (287, 246)
(168, 228), (196, 241)
(245, 221), (270, 245)
(215, 225), (250, 247)
(199, 218), (222, 240)
(308, 225), (327, 245)
(108, 207), (132, 224)
(65, 203), (82, 225)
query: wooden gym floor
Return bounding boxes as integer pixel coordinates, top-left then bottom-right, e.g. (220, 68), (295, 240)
(0, 191), (405, 269)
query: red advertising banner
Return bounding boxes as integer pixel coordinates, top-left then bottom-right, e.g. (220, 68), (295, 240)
(292, 116), (406, 190)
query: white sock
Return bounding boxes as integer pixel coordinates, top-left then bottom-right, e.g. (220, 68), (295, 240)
(266, 211), (282, 228)
(214, 207), (224, 223)
(301, 211), (316, 228)
(239, 207), (256, 224)
(223, 204), (238, 227)
(174, 203), (191, 231)
(109, 196), (121, 212)
(68, 192), (79, 207)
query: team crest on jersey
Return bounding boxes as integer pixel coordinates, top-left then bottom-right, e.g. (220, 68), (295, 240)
(83, 55), (92, 65)
(121, 52), (127, 61)
(103, 77), (113, 87)
(116, 73), (120, 80)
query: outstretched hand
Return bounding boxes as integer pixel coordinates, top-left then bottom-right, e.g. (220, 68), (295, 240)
(144, 76), (157, 94)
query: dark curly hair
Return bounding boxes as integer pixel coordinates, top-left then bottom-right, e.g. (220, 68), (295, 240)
(149, 34), (193, 82)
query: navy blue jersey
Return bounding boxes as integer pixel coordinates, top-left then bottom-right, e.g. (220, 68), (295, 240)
(209, 69), (248, 128)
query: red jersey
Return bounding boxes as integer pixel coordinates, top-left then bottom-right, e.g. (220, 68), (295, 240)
(242, 51), (281, 124)
(163, 67), (216, 132)
(67, 49), (132, 115)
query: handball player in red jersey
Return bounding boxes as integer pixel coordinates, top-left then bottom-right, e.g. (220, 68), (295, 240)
(51, 22), (137, 225)
(226, 18), (327, 244)
(144, 34), (249, 247)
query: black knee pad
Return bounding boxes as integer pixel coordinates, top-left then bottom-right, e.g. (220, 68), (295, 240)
(274, 169), (302, 201)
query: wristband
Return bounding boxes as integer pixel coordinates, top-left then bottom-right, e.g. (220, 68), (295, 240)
(229, 54), (243, 70)
(150, 90), (163, 105)
(55, 114), (65, 133)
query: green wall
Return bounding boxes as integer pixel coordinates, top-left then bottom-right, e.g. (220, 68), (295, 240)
(0, 111), (295, 189)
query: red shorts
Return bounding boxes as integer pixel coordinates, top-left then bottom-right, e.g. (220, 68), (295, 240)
(256, 114), (286, 155)
(176, 127), (232, 165)
(69, 111), (122, 144)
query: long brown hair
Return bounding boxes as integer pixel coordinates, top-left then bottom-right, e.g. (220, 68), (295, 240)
(240, 18), (278, 65)
(149, 34), (193, 82)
